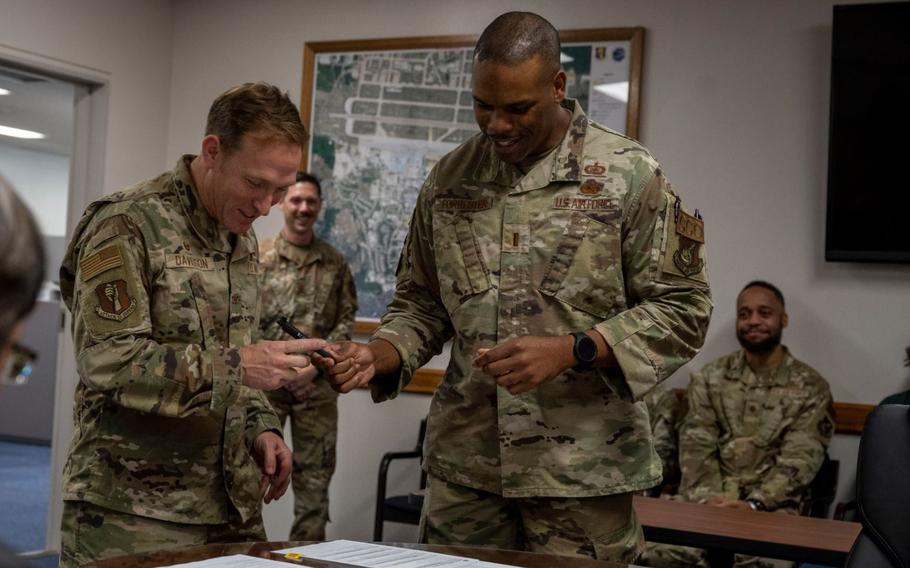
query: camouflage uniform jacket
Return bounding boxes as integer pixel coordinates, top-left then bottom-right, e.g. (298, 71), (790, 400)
(257, 233), (357, 401)
(371, 100), (713, 498)
(59, 156), (281, 525)
(679, 348), (835, 511)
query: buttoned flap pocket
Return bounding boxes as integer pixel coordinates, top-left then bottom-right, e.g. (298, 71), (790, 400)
(433, 212), (492, 313)
(539, 210), (624, 319)
(189, 273), (219, 350)
(312, 267), (338, 324)
(756, 389), (809, 443)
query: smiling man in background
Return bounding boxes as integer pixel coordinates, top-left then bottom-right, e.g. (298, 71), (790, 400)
(257, 172), (357, 541)
(643, 281), (834, 568)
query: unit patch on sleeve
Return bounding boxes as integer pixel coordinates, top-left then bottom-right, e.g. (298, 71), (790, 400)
(661, 197), (708, 283)
(94, 279), (136, 321)
(672, 209), (705, 277)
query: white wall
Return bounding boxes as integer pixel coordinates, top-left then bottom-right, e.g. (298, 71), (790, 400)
(0, 0), (176, 195)
(0, 144), (70, 236)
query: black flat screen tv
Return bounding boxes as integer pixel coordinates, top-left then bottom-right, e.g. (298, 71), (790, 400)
(826, 1), (910, 263)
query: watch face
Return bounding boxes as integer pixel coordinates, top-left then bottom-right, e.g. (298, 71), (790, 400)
(576, 334), (597, 363)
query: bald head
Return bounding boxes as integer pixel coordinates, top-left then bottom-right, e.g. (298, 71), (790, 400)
(474, 12), (561, 77)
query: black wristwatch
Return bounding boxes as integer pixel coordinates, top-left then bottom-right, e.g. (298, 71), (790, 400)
(570, 331), (597, 370)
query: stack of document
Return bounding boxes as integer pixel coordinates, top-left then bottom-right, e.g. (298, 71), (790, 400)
(160, 540), (519, 567)
(275, 540), (519, 567)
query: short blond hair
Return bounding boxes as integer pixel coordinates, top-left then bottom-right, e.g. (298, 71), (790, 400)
(205, 82), (307, 154)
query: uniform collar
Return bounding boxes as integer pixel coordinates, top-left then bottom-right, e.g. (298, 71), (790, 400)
(172, 155), (257, 258)
(728, 346), (794, 387)
(276, 232), (323, 266)
(474, 99), (589, 190)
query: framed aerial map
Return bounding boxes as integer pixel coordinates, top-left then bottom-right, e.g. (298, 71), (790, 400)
(300, 28), (644, 335)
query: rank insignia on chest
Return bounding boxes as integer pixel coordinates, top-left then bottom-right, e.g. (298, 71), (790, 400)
(95, 279), (136, 321)
(579, 179), (604, 195)
(582, 161), (607, 176)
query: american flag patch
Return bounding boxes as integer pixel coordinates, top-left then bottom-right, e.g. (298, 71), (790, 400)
(81, 245), (123, 281)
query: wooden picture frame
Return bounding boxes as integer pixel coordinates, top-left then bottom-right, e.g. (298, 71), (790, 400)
(300, 28), (644, 393)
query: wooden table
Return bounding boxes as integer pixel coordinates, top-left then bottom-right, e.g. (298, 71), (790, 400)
(634, 495), (861, 566)
(86, 541), (629, 567)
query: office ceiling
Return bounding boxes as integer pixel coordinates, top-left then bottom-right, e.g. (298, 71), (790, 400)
(0, 65), (75, 157)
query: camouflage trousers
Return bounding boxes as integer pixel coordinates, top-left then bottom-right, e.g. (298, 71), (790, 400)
(640, 542), (794, 568)
(267, 389), (338, 541)
(60, 500), (265, 567)
(418, 474), (644, 563)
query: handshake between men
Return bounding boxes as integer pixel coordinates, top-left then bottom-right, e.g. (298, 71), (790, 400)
(311, 334), (614, 395)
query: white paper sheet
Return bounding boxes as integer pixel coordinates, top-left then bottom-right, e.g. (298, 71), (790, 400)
(159, 554), (292, 567)
(274, 540), (519, 568)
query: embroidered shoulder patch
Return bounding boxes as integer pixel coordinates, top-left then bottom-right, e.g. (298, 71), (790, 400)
(94, 280), (136, 321)
(661, 197), (708, 284)
(80, 245), (123, 281)
(672, 209), (706, 276)
(676, 210), (705, 243)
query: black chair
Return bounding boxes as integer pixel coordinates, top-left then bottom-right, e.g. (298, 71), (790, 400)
(844, 404), (910, 568)
(834, 499), (858, 522)
(803, 453), (840, 519)
(373, 418), (427, 542)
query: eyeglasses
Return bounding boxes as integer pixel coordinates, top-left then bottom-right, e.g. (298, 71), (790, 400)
(1, 343), (37, 386)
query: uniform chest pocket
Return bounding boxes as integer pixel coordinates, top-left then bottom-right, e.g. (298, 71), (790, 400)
(311, 269), (337, 319)
(189, 273), (219, 350)
(538, 211), (624, 319)
(153, 266), (225, 350)
(433, 213), (492, 314)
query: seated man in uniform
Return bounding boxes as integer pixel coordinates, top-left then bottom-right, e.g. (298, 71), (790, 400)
(642, 281), (835, 568)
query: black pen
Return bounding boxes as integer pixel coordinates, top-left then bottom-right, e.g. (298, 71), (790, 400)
(276, 316), (334, 359)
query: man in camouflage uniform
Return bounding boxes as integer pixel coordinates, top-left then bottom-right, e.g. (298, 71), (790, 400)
(641, 281), (834, 568)
(257, 173), (357, 540)
(58, 83), (327, 567)
(318, 13), (712, 563)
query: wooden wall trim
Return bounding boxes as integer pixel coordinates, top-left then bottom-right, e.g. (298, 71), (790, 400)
(389, 375), (878, 434)
(402, 368), (444, 395)
(832, 401), (875, 435)
(669, 388), (872, 435)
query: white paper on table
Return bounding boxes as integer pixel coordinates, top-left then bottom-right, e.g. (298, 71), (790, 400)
(274, 540), (519, 568)
(158, 553), (291, 567)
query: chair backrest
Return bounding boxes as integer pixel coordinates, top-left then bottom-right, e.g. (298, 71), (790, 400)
(416, 417), (428, 455)
(417, 417), (428, 489)
(804, 453), (839, 518)
(845, 404), (910, 568)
